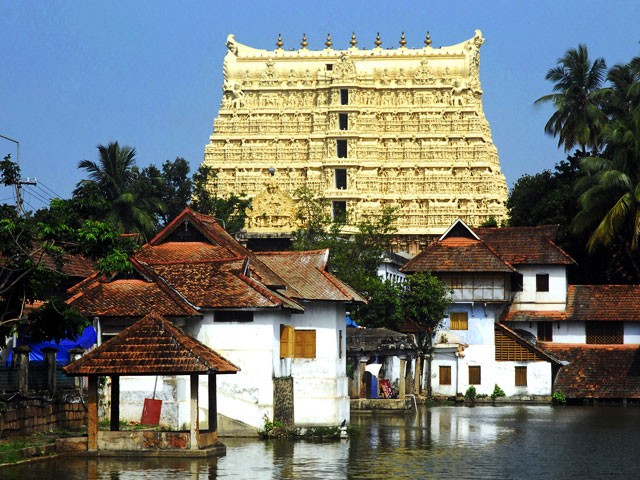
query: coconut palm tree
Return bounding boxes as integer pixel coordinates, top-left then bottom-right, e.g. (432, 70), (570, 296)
(76, 142), (163, 239)
(572, 58), (640, 280)
(535, 44), (607, 154)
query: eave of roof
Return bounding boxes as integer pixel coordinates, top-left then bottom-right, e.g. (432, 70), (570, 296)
(64, 313), (240, 376)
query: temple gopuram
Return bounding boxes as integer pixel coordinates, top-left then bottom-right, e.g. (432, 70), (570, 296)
(203, 31), (508, 253)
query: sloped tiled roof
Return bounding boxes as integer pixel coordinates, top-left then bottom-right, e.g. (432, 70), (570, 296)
(147, 208), (286, 287)
(136, 242), (237, 264)
(474, 225), (575, 265)
(149, 259), (303, 311)
(503, 285), (640, 323)
(67, 276), (200, 318)
(64, 313), (239, 376)
(543, 343), (640, 398)
(256, 249), (366, 303)
(402, 236), (515, 273)
(566, 285), (640, 321)
(502, 310), (568, 322)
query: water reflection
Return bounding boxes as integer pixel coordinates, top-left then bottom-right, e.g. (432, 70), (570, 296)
(3, 406), (640, 479)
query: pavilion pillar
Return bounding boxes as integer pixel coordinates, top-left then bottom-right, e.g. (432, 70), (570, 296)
(190, 374), (199, 450)
(87, 375), (99, 452)
(14, 345), (30, 394)
(358, 357), (369, 399)
(110, 376), (120, 431)
(42, 346), (58, 394)
(399, 356), (406, 399)
(414, 355), (423, 396)
(208, 374), (217, 432)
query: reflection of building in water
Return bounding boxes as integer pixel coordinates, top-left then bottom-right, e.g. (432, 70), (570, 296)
(204, 31), (508, 253)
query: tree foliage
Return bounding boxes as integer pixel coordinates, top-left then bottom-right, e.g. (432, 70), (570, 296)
(191, 165), (248, 234)
(530, 45), (640, 282)
(401, 272), (451, 351)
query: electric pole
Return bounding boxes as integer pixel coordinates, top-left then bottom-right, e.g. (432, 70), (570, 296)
(0, 134), (37, 216)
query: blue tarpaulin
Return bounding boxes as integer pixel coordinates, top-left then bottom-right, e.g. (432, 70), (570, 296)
(9, 326), (97, 365)
(346, 315), (358, 327)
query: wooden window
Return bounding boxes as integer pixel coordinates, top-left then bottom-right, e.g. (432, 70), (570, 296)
(335, 168), (347, 189)
(332, 201), (346, 222)
(340, 89), (349, 105)
(468, 366), (481, 385)
(215, 311), (253, 322)
(439, 366), (451, 385)
(280, 325), (294, 358)
(337, 139), (347, 158)
(515, 366), (527, 386)
(536, 274), (549, 292)
(450, 312), (468, 330)
(449, 276), (463, 289)
(537, 322), (553, 341)
(339, 113), (348, 130)
(294, 330), (316, 358)
(586, 321), (623, 344)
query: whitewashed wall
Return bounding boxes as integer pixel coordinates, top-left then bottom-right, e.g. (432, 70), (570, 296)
(512, 265), (567, 310)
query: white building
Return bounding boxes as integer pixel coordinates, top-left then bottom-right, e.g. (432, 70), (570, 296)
(402, 219), (568, 399)
(68, 208), (364, 433)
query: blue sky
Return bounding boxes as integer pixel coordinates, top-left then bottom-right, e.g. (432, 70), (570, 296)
(2, 1), (639, 212)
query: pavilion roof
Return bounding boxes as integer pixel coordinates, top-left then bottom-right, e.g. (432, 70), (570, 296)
(64, 313), (239, 376)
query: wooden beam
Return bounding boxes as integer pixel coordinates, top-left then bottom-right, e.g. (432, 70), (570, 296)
(190, 374), (199, 450)
(208, 374), (217, 432)
(110, 376), (120, 431)
(88, 376), (98, 451)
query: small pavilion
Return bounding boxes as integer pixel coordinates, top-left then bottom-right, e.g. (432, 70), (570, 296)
(64, 313), (239, 456)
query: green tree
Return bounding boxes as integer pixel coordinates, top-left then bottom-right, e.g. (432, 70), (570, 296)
(0, 156), (141, 344)
(571, 56), (640, 281)
(535, 44), (607, 154)
(159, 157), (192, 223)
(76, 142), (164, 240)
(191, 165), (248, 233)
(401, 272), (451, 397)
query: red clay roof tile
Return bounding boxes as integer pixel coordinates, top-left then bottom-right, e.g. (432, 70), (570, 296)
(402, 237), (515, 273)
(256, 250), (366, 303)
(543, 343), (640, 398)
(64, 313), (239, 376)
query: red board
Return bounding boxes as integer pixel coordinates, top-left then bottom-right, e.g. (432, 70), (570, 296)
(141, 398), (162, 425)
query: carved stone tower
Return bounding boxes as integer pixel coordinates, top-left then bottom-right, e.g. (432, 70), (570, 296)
(203, 31), (508, 253)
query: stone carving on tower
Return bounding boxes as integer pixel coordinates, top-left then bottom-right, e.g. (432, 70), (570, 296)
(204, 30), (508, 251)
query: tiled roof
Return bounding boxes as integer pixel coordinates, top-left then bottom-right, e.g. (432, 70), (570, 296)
(64, 313), (239, 376)
(543, 343), (640, 398)
(346, 327), (417, 354)
(474, 225), (575, 265)
(256, 249), (366, 303)
(502, 310), (568, 322)
(67, 274), (200, 318)
(503, 285), (640, 322)
(402, 236), (515, 273)
(136, 242), (238, 264)
(149, 259), (303, 311)
(566, 285), (640, 321)
(145, 208), (287, 287)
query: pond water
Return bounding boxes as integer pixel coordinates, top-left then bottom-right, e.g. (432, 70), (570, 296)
(3, 405), (640, 479)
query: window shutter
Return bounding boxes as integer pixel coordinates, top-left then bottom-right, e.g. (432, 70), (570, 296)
(439, 366), (452, 385)
(280, 325), (294, 358)
(450, 312), (468, 330)
(304, 330), (316, 358)
(293, 330), (316, 359)
(515, 366), (527, 386)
